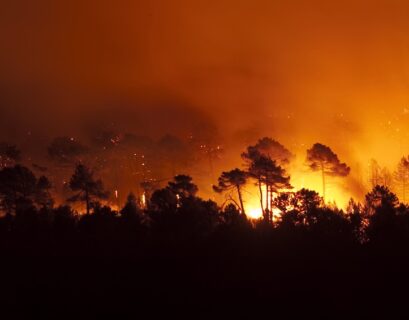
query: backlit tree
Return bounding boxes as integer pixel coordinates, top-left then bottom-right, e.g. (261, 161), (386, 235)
(306, 143), (350, 201)
(394, 156), (409, 203)
(213, 168), (248, 215)
(68, 164), (109, 215)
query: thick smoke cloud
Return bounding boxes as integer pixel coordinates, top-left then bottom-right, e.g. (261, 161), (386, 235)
(1, 0), (409, 205)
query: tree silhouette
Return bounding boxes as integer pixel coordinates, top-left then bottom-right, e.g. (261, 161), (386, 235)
(277, 189), (352, 242)
(0, 142), (21, 168)
(220, 203), (250, 228)
(365, 185), (399, 215)
(0, 165), (53, 214)
(167, 174), (198, 199)
(276, 189), (322, 227)
(213, 168), (248, 215)
(242, 137), (293, 167)
(68, 164), (109, 215)
(368, 159), (382, 187)
(346, 198), (364, 242)
(248, 155), (291, 222)
(380, 167), (393, 188)
(394, 156), (409, 203)
(364, 186), (401, 244)
(291, 188), (322, 214)
(306, 143), (350, 201)
(150, 187), (178, 213)
(34, 176), (54, 208)
(120, 192), (142, 223)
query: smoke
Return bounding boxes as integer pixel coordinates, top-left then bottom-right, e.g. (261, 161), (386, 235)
(1, 0), (409, 206)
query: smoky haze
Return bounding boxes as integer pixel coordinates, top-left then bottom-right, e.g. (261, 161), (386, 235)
(1, 0), (409, 205)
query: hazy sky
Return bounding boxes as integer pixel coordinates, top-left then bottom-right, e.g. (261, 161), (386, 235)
(1, 0), (409, 166)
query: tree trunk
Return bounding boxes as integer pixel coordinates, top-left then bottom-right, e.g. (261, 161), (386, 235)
(270, 189), (274, 226)
(237, 185), (245, 215)
(258, 180), (263, 209)
(265, 183), (269, 216)
(258, 179), (264, 215)
(321, 162), (326, 203)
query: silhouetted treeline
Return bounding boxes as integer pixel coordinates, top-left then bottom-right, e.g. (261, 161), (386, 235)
(2, 163), (409, 317)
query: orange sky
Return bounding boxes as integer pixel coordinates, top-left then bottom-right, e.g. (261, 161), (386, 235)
(1, 0), (409, 207)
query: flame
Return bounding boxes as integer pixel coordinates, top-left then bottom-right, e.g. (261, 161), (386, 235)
(242, 161), (352, 220)
(246, 206), (263, 219)
(244, 185), (284, 220)
(141, 192), (146, 208)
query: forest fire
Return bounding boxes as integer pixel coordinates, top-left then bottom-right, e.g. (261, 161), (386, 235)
(4, 0), (409, 317)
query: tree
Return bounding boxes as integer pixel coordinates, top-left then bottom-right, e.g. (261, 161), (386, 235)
(150, 188), (178, 213)
(220, 203), (249, 228)
(120, 192), (142, 222)
(35, 176), (54, 208)
(68, 164), (109, 215)
(364, 186), (401, 244)
(0, 142), (21, 168)
(394, 156), (409, 203)
(213, 168), (248, 215)
(0, 165), (52, 214)
(242, 137), (293, 167)
(380, 167), (393, 188)
(291, 188), (323, 214)
(242, 138), (293, 222)
(346, 198), (364, 242)
(306, 143), (350, 201)
(168, 175), (198, 199)
(368, 159), (382, 188)
(248, 155), (291, 223)
(364, 185), (399, 216)
(276, 189), (322, 227)
(277, 189), (352, 242)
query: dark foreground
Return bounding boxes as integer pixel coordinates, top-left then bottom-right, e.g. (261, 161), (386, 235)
(1, 182), (409, 319)
(1, 230), (409, 319)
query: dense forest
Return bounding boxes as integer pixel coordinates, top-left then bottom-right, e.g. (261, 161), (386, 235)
(1, 137), (409, 318)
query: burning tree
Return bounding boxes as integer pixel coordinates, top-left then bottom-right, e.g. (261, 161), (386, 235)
(394, 156), (409, 203)
(368, 159), (393, 189)
(140, 180), (158, 209)
(306, 143), (350, 201)
(68, 164), (109, 215)
(213, 168), (248, 214)
(368, 159), (382, 187)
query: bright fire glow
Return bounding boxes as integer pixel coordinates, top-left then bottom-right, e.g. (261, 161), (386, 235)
(244, 186), (285, 220)
(247, 206), (263, 219)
